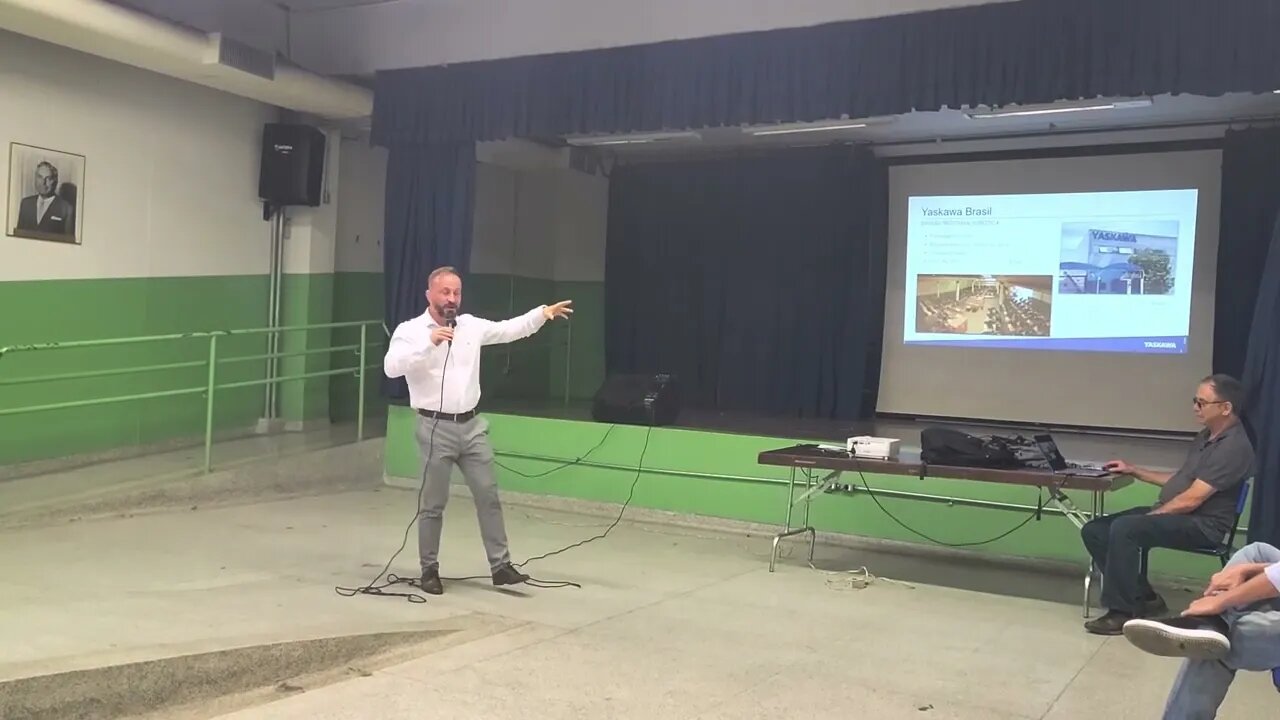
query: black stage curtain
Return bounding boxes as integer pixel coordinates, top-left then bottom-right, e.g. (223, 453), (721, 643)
(381, 142), (476, 401)
(1212, 127), (1280, 544)
(604, 146), (886, 420)
(1244, 212), (1280, 545)
(373, 0), (1280, 147)
(1214, 127), (1280, 379)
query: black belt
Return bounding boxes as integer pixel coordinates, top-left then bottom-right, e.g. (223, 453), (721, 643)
(417, 408), (477, 423)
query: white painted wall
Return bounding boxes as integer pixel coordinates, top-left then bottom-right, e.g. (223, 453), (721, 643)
(470, 162), (608, 283)
(552, 170), (608, 283)
(469, 163), (519, 277)
(333, 136), (387, 274)
(292, 0), (1011, 75)
(0, 31), (276, 282)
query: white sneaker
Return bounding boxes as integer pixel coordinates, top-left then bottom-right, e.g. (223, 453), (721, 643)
(1122, 616), (1231, 660)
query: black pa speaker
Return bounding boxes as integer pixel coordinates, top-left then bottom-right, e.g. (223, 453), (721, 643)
(258, 123), (325, 206)
(591, 374), (680, 426)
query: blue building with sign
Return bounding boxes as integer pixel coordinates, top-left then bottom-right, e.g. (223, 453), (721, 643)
(1057, 224), (1179, 295)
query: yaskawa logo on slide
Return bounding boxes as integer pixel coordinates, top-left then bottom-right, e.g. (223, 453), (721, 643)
(1144, 341), (1178, 349)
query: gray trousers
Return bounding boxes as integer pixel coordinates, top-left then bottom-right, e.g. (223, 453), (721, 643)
(415, 414), (512, 573)
(1163, 542), (1280, 720)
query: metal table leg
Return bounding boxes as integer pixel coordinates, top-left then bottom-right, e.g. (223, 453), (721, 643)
(1046, 485), (1102, 618)
(1079, 489), (1105, 618)
(770, 468), (839, 572)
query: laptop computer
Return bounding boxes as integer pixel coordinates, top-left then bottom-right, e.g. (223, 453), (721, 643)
(1033, 433), (1112, 477)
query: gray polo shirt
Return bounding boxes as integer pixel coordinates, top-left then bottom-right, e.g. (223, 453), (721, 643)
(1155, 421), (1254, 539)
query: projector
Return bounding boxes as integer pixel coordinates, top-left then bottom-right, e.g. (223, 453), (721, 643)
(847, 436), (901, 460)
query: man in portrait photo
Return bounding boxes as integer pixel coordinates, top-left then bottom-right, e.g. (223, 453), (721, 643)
(15, 160), (75, 238)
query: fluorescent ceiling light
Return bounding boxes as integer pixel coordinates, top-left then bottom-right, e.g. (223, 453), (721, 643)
(565, 131), (700, 146)
(967, 98), (1152, 119)
(747, 117), (894, 136)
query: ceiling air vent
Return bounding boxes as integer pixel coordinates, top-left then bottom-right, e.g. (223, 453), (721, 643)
(205, 32), (276, 81)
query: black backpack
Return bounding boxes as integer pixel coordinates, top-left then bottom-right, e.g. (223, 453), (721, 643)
(919, 427), (1023, 469)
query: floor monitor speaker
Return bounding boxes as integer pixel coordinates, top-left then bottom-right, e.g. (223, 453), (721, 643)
(591, 373), (680, 426)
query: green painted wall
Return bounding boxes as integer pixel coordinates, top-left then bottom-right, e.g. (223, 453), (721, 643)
(279, 273), (335, 424)
(382, 405), (1226, 581)
(0, 272), (388, 466)
(548, 279), (606, 402)
(0, 275), (270, 465)
(330, 271), (387, 424)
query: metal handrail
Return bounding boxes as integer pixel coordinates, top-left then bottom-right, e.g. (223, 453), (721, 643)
(0, 320), (382, 358)
(0, 360), (210, 387)
(0, 342), (386, 387)
(0, 320), (385, 472)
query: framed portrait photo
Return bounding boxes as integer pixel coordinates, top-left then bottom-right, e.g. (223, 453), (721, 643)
(7, 142), (85, 245)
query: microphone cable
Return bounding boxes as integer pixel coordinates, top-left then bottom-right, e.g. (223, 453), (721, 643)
(440, 423), (655, 589)
(338, 318), (658, 597)
(493, 424), (618, 478)
(335, 326), (453, 603)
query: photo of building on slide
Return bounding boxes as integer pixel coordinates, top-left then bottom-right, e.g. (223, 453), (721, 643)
(1058, 221), (1179, 295)
(915, 275), (1053, 337)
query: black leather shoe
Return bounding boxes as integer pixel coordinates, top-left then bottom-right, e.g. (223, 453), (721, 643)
(492, 563), (529, 586)
(420, 566), (443, 595)
(1084, 610), (1133, 636)
(1123, 615), (1230, 659)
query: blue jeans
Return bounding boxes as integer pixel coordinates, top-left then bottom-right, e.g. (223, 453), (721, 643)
(1163, 543), (1280, 720)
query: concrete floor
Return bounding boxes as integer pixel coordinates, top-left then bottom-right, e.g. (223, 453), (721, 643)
(0, 442), (1275, 719)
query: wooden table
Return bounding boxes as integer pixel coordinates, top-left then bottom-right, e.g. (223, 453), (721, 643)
(757, 444), (1133, 615)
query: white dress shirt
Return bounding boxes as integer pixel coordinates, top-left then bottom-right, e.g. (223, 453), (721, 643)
(384, 306), (548, 414)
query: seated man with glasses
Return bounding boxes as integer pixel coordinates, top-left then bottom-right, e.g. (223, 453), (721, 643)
(1080, 374), (1254, 635)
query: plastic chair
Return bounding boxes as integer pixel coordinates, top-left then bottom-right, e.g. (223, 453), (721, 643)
(1273, 667), (1280, 692)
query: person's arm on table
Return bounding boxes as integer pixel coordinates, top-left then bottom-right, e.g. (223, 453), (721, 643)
(1101, 459), (1174, 486)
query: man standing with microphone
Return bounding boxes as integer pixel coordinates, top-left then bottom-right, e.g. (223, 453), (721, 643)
(384, 266), (573, 595)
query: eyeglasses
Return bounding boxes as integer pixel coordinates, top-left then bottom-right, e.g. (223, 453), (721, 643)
(1193, 398), (1226, 409)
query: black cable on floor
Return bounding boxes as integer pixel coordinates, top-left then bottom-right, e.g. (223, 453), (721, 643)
(846, 456), (1044, 548)
(441, 424), (654, 589)
(516, 424), (653, 568)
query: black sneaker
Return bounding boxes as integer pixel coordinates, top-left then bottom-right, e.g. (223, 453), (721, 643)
(492, 563), (529, 586)
(1122, 615), (1230, 659)
(1084, 610), (1133, 636)
(420, 566), (443, 595)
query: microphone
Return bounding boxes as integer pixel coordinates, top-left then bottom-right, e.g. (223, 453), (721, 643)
(444, 308), (457, 345)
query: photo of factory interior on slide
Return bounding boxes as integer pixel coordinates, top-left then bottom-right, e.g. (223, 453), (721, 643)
(6, 1), (1280, 718)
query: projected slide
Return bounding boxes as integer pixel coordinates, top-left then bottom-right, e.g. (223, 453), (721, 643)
(903, 189), (1198, 353)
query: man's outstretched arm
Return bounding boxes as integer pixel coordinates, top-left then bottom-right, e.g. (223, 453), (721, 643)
(480, 300), (573, 346)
